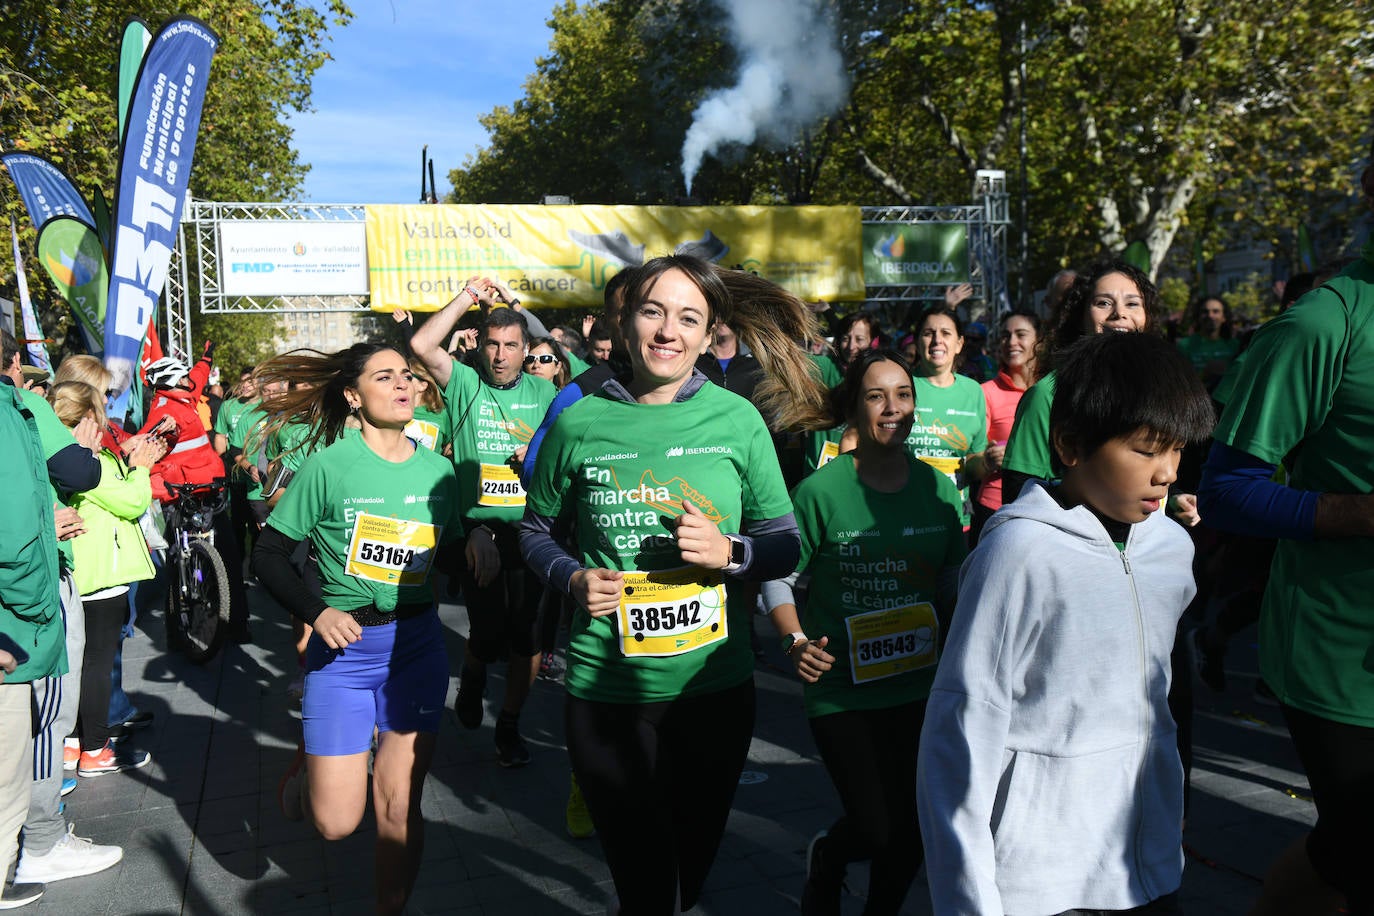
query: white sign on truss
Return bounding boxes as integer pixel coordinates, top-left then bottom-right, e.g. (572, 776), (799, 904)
(219, 220), (368, 296)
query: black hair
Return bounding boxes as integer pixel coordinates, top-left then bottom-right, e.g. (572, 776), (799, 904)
(1187, 294), (1234, 339)
(526, 335), (572, 388)
(481, 307), (529, 345)
(1049, 332), (1214, 473)
(916, 304), (966, 338)
(1, 327), (20, 372)
(833, 348), (914, 426)
(604, 268), (635, 308)
(1045, 258), (1162, 377)
(587, 323), (613, 344)
(1281, 272), (1317, 309)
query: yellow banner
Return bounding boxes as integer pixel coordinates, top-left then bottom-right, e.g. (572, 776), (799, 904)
(364, 204), (865, 311)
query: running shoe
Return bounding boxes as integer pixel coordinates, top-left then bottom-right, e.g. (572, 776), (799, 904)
(495, 717), (531, 768)
(454, 668), (485, 730)
(537, 651), (564, 682)
(14, 825), (121, 884)
(77, 740), (150, 778)
(0, 882), (44, 909)
(60, 777), (76, 798)
(800, 831), (843, 916)
(278, 744), (306, 822)
(565, 773), (595, 838)
(62, 739), (79, 771)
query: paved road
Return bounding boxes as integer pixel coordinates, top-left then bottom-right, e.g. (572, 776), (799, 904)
(28, 579), (1312, 914)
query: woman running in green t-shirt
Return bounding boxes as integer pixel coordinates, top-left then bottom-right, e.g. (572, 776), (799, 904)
(910, 304), (989, 530)
(521, 255), (828, 915)
(252, 343), (463, 916)
(765, 349), (966, 914)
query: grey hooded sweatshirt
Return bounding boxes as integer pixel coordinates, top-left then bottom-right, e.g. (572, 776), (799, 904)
(917, 482), (1193, 915)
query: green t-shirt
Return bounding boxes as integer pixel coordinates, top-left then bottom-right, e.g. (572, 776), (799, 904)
(803, 425), (847, 476)
(1177, 335), (1240, 388)
(19, 387), (81, 568)
(404, 404), (450, 453)
(443, 359), (556, 524)
(268, 433), (462, 613)
(1001, 371), (1057, 483)
(526, 382), (793, 703)
(906, 374), (988, 526)
(213, 396), (253, 444)
(790, 453), (965, 718)
(270, 420), (319, 473)
(1212, 252), (1374, 726)
(810, 352), (844, 389)
(566, 351), (591, 378)
(229, 401), (269, 500)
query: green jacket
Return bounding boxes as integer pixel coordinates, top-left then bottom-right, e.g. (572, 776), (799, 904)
(71, 450), (157, 596)
(0, 384), (66, 682)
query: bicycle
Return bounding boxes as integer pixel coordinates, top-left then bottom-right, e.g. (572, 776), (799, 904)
(163, 479), (232, 664)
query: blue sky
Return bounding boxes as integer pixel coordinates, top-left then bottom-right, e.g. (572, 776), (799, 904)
(286, 1), (557, 204)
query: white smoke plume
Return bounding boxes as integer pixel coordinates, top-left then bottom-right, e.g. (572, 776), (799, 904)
(681, 0), (849, 195)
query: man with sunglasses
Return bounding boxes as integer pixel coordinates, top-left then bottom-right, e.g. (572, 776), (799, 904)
(411, 283), (557, 767)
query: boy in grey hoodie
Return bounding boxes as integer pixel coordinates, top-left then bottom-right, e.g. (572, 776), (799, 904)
(917, 332), (1214, 915)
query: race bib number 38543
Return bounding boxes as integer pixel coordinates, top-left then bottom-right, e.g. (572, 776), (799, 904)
(345, 513), (441, 586)
(617, 567), (727, 658)
(844, 602), (939, 684)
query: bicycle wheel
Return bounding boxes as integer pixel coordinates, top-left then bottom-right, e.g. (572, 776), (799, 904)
(170, 540), (232, 664)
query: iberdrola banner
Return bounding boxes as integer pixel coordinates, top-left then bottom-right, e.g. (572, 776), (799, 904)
(105, 15), (218, 401)
(365, 204), (865, 311)
(37, 216), (108, 351)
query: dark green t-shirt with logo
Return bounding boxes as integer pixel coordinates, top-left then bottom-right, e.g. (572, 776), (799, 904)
(907, 374), (987, 526)
(791, 453), (965, 717)
(526, 382), (793, 703)
(443, 359), (556, 524)
(268, 433), (462, 613)
(1212, 250), (1374, 727)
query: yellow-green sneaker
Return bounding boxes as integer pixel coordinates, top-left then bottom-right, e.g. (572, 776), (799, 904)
(565, 773), (595, 839)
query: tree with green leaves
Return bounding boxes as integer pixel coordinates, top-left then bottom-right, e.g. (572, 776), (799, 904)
(450, 0), (1372, 290)
(1, 0), (352, 363)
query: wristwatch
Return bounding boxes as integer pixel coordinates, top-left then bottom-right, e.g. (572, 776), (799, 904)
(722, 534), (746, 574)
(782, 632), (808, 655)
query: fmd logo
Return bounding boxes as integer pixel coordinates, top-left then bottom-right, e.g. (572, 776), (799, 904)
(231, 262), (276, 273)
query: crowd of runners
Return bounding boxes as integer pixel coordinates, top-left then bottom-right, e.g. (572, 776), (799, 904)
(1, 155), (1372, 916)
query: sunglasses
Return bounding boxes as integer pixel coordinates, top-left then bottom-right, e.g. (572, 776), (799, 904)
(523, 354), (559, 366)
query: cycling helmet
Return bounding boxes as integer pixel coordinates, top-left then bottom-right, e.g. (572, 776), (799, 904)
(145, 357), (191, 389)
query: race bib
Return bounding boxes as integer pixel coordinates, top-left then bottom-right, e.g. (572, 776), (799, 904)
(345, 513), (441, 586)
(845, 602), (938, 684)
(617, 567), (727, 658)
(818, 440), (840, 467)
(405, 419), (441, 451)
(919, 454), (962, 488)
(478, 462), (526, 507)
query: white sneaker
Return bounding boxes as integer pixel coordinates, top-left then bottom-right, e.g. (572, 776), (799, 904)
(14, 825), (122, 884)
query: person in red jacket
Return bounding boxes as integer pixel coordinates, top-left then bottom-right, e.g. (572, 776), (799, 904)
(139, 343), (223, 503)
(138, 342), (252, 643)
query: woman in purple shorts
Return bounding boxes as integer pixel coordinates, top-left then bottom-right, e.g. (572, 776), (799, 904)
(252, 343), (462, 915)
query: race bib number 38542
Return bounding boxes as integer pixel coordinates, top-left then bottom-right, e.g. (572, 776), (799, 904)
(345, 513), (441, 586)
(844, 602), (939, 684)
(617, 567), (727, 658)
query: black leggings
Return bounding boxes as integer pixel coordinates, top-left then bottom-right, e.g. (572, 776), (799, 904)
(809, 700), (926, 916)
(79, 593), (129, 750)
(1281, 703), (1374, 913)
(565, 679), (755, 915)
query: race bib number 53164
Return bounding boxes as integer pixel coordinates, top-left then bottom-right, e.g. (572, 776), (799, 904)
(345, 513), (441, 586)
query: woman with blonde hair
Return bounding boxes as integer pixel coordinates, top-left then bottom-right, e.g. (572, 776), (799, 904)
(46, 381), (162, 775)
